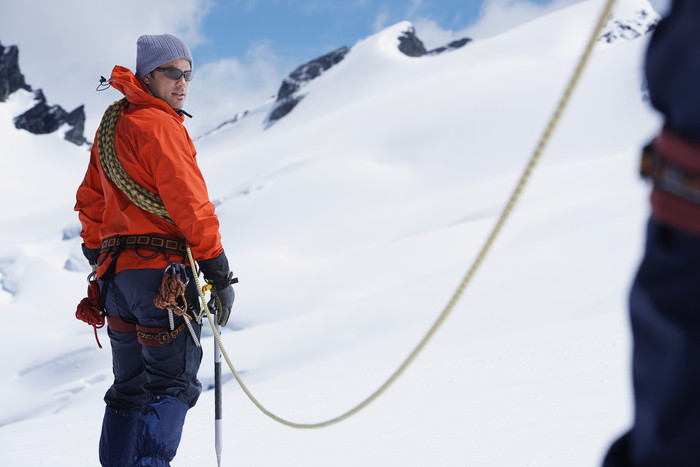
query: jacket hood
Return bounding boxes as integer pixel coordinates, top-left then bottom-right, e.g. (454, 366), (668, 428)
(108, 65), (184, 122)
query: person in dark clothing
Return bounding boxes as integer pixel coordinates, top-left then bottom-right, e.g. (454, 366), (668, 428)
(603, 0), (700, 464)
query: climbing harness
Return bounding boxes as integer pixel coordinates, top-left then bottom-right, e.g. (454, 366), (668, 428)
(96, 100), (199, 347)
(79, 0), (616, 431)
(99, 234), (188, 256)
(106, 315), (190, 347)
(75, 100), (199, 348)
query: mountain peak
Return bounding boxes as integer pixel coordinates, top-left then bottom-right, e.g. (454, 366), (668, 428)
(267, 46), (351, 125)
(262, 22), (471, 127)
(0, 39), (87, 146)
(0, 42), (31, 102)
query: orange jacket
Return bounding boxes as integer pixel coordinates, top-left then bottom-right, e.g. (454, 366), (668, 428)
(75, 65), (223, 276)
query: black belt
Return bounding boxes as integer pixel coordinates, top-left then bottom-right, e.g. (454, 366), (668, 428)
(99, 234), (187, 255)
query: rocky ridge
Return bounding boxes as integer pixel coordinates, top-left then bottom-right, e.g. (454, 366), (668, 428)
(598, 6), (659, 44)
(265, 24), (471, 125)
(0, 40), (87, 146)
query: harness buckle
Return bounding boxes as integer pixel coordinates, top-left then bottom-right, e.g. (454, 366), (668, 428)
(157, 331), (171, 345)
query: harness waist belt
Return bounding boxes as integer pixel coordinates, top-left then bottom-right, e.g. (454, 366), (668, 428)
(99, 234), (187, 255)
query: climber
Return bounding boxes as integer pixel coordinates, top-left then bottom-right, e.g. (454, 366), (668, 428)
(75, 34), (235, 466)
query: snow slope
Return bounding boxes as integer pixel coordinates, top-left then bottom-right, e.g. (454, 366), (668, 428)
(0, 0), (662, 465)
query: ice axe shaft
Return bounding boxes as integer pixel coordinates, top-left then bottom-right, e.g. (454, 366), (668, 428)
(203, 283), (223, 466)
(215, 319), (223, 466)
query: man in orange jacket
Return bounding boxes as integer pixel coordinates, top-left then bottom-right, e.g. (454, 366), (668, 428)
(75, 34), (234, 466)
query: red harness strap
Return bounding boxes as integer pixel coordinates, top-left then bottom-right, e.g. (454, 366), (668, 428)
(106, 315), (136, 332)
(136, 322), (188, 346)
(107, 315), (187, 347)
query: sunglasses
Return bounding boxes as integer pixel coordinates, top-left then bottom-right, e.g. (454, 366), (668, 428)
(154, 67), (193, 82)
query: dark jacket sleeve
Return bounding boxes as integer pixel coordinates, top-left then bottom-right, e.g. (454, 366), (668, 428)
(645, 0), (700, 144)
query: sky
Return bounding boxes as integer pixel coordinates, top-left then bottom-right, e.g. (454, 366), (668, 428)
(0, 0), (669, 139)
(195, 0), (572, 63)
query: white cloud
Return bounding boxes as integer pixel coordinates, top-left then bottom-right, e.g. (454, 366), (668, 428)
(0, 0), (213, 137)
(185, 41), (286, 138)
(460, 0), (584, 39)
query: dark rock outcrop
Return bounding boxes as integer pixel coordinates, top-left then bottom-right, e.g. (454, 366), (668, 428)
(0, 42), (31, 102)
(398, 27), (428, 57)
(1, 39), (87, 145)
(398, 25), (471, 58)
(63, 105), (88, 146)
(427, 38), (473, 56)
(599, 9), (659, 44)
(264, 25), (473, 126)
(267, 46), (350, 124)
(13, 89), (87, 145)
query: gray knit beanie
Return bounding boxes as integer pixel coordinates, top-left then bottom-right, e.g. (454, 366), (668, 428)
(136, 34), (193, 77)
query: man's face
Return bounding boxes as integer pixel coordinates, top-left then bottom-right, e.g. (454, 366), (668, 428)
(142, 58), (191, 110)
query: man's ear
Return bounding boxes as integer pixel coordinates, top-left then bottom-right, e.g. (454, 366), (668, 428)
(142, 74), (151, 85)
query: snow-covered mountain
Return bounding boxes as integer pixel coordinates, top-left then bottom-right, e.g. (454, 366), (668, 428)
(0, 0), (664, 465)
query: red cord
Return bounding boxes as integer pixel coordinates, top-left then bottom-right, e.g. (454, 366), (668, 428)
(75, 280), (105, 348)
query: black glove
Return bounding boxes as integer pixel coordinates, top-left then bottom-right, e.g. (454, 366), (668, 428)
(199, 251), (237, 327)
(209, 278), (235, 327)
(82, 243), (100, 266)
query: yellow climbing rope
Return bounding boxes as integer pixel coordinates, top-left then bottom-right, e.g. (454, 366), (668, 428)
(185, 0), (618, 429)
(98, 0), (616, 429)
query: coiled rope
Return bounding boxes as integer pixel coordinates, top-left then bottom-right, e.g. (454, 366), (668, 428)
(97, 98), (174, 224)
(75, 275), (105, 348)
(154, 262), (201, 347)
(99, 0), (616, 430)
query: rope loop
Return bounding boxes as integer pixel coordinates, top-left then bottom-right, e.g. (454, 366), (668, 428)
(154, 263), (189, 316)
(75, 279), (105, 348)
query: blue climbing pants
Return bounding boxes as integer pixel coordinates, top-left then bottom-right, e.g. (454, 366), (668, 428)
(98, 268), (202, 467)
(603, 220), (700, 465)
